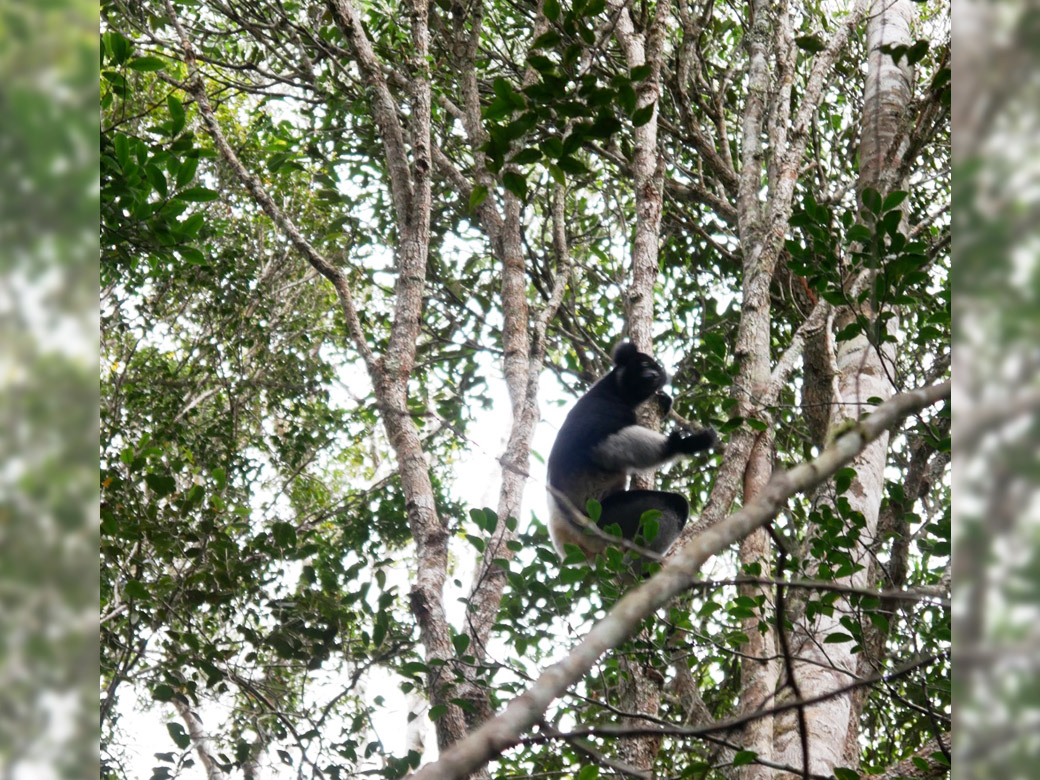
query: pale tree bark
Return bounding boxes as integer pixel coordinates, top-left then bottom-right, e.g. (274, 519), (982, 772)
(730, 2), (783, 775)
(774, 0), (913, 774)
(675, 1), (874, 776)
(172, 701), (223, 780)
(607, 0), (670, 355)
(605, 0), (673, 771)
(683, 0), (870, 546)
(844, 0), (915, 761)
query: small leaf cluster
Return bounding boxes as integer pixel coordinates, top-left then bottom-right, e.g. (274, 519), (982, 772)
(478, 3), (658, 197)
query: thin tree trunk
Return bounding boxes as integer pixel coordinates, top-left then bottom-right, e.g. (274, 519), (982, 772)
(607, 0), (673, 772)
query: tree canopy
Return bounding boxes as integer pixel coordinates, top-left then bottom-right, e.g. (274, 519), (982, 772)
(101, 0), (951, 778)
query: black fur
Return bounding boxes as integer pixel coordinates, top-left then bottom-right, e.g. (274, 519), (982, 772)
(547, 342), (716, 565)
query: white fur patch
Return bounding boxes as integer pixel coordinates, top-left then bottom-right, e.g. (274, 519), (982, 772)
(592, 426), (673, 472)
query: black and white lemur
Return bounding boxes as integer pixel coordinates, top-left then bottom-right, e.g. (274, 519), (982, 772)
(547, 342), (716, 564)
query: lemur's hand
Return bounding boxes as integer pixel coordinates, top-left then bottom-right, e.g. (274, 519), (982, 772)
(667, 426), (717, 455)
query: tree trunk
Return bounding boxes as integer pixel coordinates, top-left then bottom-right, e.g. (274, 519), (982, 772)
(606, 0), (673, 773)
(773, 0), (912, 773)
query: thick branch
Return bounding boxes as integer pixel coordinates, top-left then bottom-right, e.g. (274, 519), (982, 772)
(410, 380), (950, 780)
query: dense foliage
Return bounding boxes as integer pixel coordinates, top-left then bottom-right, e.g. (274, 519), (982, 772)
(100, 1), (951, 778)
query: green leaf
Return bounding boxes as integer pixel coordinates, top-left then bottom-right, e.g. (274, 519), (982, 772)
(733, 750), (757, 767)
(556, 156), (588, 175)
(577, 766), (600, 780)
(502, 171), (527, 198)
(532, 31), (562, 50)
(584, 498), (602, 522)
(179, 212), (205, 238)
(560, 564), (586, 583)
(510, 147), (542, 165)
(114, 133), (130, 169)
(631, 104), (655, 127)
(167, 95), (186, 136)
(639, 516), (660, 543)
(124, 580), (150, 599)
(629, 64), (651, 81)
(824, 631), (854, 644)
(103, 30), (133, 65)
(469, 184), (489, 212)
(271, 521), (297, 549)
(795, 35), (826, 53)
(834, 467), (856, 493)
(470, 507), (498, 533)
(145, 165), (168, 198)
(176, 157), (199, 189)
(483, 97), (515, 122)
(452, 633), (471, 654)
(179, 247), (207, 266)
(835, 321), (862, 342)
(698, 600), (722, 617)
(539, 136), (564, 158)
(128, 56), (167, 72)
(178, 187), (219, 202)
(166, 722), (191, 750)
(834, 768), (860, 780)
(527, 54), (555, 73)
(907, 40), (930, 65)
(846, 224), (872, 244)
(400, 661), (429, 677)
(543, 0), (561, 21)
(145, 473), (176, 497)
(492, 78), (524, 108)
(153, 684), (175, 702)
(589, 113), (621, 139)
(101, 70), (127, 90)
(881, 208), (902, 237)
(372, 619), (387, 648)
(882, 190), (909, 212)
(867, 612), (890, 633)
(268, 152), (292, 173)
(861, 187), (882, 214)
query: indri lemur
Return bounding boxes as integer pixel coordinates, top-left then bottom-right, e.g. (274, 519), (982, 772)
(547, 342), (716, 563)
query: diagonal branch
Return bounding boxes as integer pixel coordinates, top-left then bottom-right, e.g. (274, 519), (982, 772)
(410, 380), (951, 780)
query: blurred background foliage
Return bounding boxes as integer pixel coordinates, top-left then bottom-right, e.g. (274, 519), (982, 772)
(0, 0), (100, 777)
(953, 3), (1040, 778)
